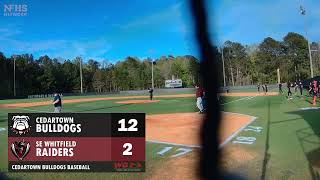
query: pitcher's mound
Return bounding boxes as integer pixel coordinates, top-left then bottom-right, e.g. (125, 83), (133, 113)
(116, 100), (160, 104)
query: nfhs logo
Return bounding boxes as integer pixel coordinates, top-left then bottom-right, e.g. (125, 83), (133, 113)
(11, 115), (31, 135)
(3, 4), (28, 17)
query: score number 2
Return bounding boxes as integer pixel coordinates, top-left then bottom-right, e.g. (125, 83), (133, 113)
(123, 143), (133, 156)
(118, 119), (138, 132)
(118, 119), (138, 156)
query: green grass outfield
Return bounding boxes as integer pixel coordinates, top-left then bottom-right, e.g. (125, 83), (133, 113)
(0, 96), (198, 180)
(0, 89), (196, 105)
(1, 90), (320, 179)
(220, 90), (320, 179)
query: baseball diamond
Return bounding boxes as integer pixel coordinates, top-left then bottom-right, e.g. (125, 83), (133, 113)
(2, 0), (320, 179)
(1, 87), (319, 179)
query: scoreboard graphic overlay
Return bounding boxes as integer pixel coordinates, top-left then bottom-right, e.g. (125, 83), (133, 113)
(8, 113), (145, 172)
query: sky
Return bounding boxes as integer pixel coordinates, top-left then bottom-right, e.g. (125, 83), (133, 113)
(0, 0), (319, 62)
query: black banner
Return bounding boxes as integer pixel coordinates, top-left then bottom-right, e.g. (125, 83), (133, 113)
(8, 113), (145, 137)
(8, 113), (146, 172)
(9, 161), (145, 172)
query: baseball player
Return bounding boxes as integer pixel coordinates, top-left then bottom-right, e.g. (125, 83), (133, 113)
(53, 92), (62, 113)
(294, 81), (298, 94)
(148, 88), (154, 101)
(312, 80), (318, 106)
(287, 82), (292, 99)
(202, 90), (207, 112)
(195, 85), (204, 113)
(309, 82), (313, 96)
(298, 80), (303, 96)
(257, 83), (261, 93)
(264, 84), (268, 95)
(278, 83), (283, 94)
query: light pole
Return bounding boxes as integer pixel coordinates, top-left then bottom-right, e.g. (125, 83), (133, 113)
(300, 5), (314, 78)
(79, 56), (83, 94)
(13, 55), (16, 96)
(293, 53), (298, 81)
(277, 68), (281, 84)
(221, 47), (226, 87)
(228, 49), (236, 86)
(151, 59), (154, 89)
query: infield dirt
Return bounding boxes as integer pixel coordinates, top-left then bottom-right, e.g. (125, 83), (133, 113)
(146, 112), (255, 180)
(146, 112), (253, 146)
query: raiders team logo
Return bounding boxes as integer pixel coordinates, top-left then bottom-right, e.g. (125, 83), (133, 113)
(11, 140), (30, 160)
(11, 115), (31, 135)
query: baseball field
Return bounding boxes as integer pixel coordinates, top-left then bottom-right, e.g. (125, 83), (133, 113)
(1, 87), (320, 179)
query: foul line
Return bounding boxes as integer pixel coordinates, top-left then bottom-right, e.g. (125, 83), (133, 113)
(299, 107), (320, 111)
(147, 140), (201, 148)
(221, 88), (278, 106)
(221, 111), (255, 118)
(221, 95), (257, 106)
(219, 115), (257, 148)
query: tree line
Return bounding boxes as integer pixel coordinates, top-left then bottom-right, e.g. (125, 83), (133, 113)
(0, 54), (200, 96)
(0, 32), (319, 97)
(220, 32), (320, 86)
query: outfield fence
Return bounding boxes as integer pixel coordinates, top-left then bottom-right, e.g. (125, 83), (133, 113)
(5, 84), (280, 100)
(25, 88), (195, 99)
(120, 88), (196, 95)
(27, 91), (120, 99)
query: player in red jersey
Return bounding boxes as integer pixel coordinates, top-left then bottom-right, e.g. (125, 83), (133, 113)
(312, 80), (318, 106)
(195, 85), (205, 113)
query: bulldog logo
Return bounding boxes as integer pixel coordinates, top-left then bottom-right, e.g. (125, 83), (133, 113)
(11, 115), (30, 135)
(11, 140), (30, 160)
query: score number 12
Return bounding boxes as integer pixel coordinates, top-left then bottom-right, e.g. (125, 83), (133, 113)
(118, 118), (138, 132)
